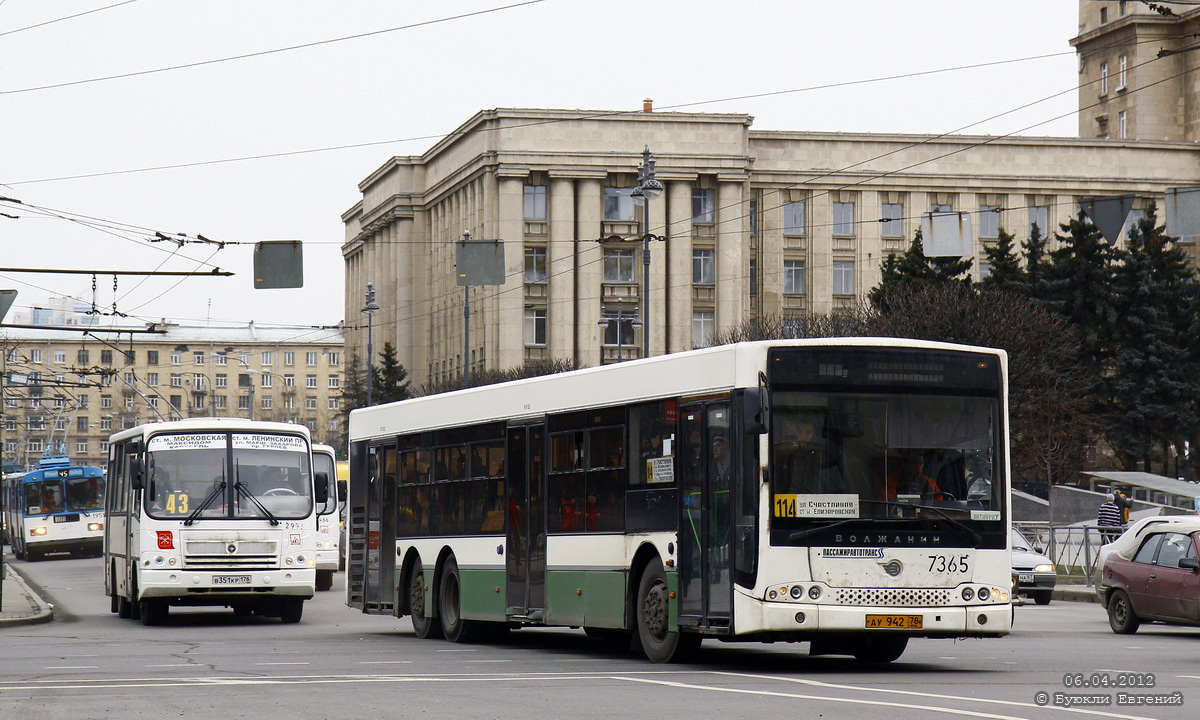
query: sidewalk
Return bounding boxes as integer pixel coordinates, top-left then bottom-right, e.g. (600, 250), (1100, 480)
(0, 562), (54, 627)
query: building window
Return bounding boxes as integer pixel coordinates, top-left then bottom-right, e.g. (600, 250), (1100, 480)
(328, 398), (340, 410)
(783, 201), (805, 236)
(170, 373), (182, 387)
(193, 374), (205, 390)
(979, 262), (993, 281)
(77, 349), (89, 364)
(603, 187), (635, 222)
(327, 352), (339, 366)
(306, 374), (317, 388)
(979, 205), (1000, 239)
(833, 261), (855, 296)
(238, 396), (250, 410)
(146, 372), (159, 386)
(692, 189), (714, 224)
(284, 374), (295, 387)
(100, 418), (112, 431)
(603, 248), (635, 283)
(4, 440), (14, 453)
(692, 311), (714, 349)
(54, 350), (66, 364)
(123, 371), (135, 385)
(833, 202), (856, 236)
(1119, 0), (1127, 16)
(54, 417), (67, 431)
(1100, 62), (1109, 95)
(101, 395), (112, 409)
(193, 351), (204, 365)
(749, 199), (758, 236)
(306, 352), (318, 366)
(143, 350), (156, 365)
(29, 439), (43, 454)
(239, 352), (250, 366)
(784, 260), (806, 295)
(77, 441), (88, 454)
(261, 351), (273, 366)
(77, 416), (89, 432)
(261, 374), (273, 388)
(1100, 6), (1107, 23)
(215, 374), (227, 388)
(31, 349), (42, 363)
(78, 395), (88, 408)
(1028, 206), (1049, 236)
(124, 393), (135, 409)
(283, 395), (294, 410)
(881, 203), (904, 238)
(1118, 55), (1127, 90)
(283, 351), (294, 366)
(5, 348), (17, 363)
(524, 247), (548, 284)
(328, 418), (340, 432)
(170, 352), (181, 365)
(524, 308), (547, 346)
(54, 397), (66, 409)
(692, 249), (715, 285)
(214, 395), (227, 410)
(524, 185), (547, 221)
(261, 396), (272, 410)
(1119, 110), (1128, 138)
(328, 375), (339, 389)
(749, 258), (757, 296)
(306, 396), (317, 410)
(147, 397), (159, 409)
(100, 441), (109, 453)
(216, 353), (227, 365)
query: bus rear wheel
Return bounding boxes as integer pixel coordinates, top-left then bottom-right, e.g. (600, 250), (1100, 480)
(439, 557), (482, 643)
(140, 599), (168, 626)
(636, 559), (700, 663)
(409, 561), (442, 639)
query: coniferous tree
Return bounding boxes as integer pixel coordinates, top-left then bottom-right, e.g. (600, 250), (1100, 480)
(1106, 204), (1200, 474)
(869, 230), (972, 307)
(979, 227), (1024, 289)
(339, 352), (370, 436)
(371, 342), (410, 404)
(1043, 213), (1122, 372)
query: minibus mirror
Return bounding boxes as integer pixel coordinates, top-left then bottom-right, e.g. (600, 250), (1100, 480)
(337, 480), (347, 503)
(741, 387), (768, 435)
(314, 472), (329, 505)
(129, 456), (145, 491)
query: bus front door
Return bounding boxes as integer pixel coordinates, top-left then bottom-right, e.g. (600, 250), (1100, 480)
(677, 401), (733, 629)
(505, 423), (546, 621)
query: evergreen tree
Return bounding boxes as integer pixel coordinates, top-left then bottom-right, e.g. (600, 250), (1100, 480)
(1042, 213), (1122, 371)
(1106, 204), (1200, 474)
(371, 341), (410, 404)
(979, 227), (1024, 288)
(869, 230), (973, 307)
(1020, 222), (1051, 300)
(339, 352), (370, 432)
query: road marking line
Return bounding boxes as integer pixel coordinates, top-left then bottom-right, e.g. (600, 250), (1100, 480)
(359, 661), (413, 665)
(254, 662), (310, 666)
(463, 660), (511, 664)
(147, 664), (195, 668)
(44, 666), (98, 670)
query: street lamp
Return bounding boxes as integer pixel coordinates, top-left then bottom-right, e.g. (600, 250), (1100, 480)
(597, 298), (641, 363)
(361, 283), (380, 406)
(629, 145), (664, 358)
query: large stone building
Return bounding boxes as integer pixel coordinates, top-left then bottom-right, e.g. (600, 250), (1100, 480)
(1072, 1), (1200, 142)
(341, 104), (1200, 387)
(0, 321), (345, 471)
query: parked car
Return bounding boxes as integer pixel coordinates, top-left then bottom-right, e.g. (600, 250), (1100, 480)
(1098, 518), (1200, 634)
(1011, 529), (1056, 605)
(1093, 515), (1196, 604)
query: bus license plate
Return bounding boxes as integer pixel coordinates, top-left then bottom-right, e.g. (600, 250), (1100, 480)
(213, 575), (251, 586)
(1018, 573), (1034, 583)
(866, 614), (922, 629)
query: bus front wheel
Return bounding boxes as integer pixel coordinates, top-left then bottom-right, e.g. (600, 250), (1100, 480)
(851, 635), (908, 663)
(140, 599), (168, 626)
(280, 598), (304, 624)
(635, 559), (700, 663)
(316, 570), (334, 592)
(439, 557), (481, 643)
(409, 561), (442, 639)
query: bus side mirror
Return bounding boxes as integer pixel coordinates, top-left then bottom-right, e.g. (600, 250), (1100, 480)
(741, 387), (768, 435)
(314, 472), (329, 504)
(337, 480), (347, 503)
(129, 457), (145, 491)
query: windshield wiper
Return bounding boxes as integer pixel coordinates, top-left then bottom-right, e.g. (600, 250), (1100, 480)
(234, 480), (279, 526)
(184, 479), (226, 526)
(789, 517), (890, 542)
(858, 499), (984, 548)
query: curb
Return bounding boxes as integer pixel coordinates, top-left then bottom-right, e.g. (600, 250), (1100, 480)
(0, 563), (55, 627)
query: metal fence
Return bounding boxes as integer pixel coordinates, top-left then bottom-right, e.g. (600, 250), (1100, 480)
(1013, 521), (1111, 587)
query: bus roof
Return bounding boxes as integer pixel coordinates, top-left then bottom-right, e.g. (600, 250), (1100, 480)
(108, 417), (314, 446)
(349, 337), (1006, 442)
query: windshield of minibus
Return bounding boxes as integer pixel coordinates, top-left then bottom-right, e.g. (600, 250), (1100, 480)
(145, 432), (313, 520)
(24, 480), (65, 515)
(66, 476), (104, 511)
(768, 347), (1005, 538)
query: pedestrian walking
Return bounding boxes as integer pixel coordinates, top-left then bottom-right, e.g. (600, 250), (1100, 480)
(1097, 493), (1124, 543)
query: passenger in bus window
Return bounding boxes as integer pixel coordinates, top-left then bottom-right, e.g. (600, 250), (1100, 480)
(885, 452), (941, 499)
(776, 413), (828, 494)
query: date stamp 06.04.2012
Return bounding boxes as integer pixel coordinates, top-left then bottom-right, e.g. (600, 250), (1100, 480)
(1034, 673), (1183, 708)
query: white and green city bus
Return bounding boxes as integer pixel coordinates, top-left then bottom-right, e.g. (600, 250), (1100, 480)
(345, 339), (1013, 662)
(104, 418), (330, 625)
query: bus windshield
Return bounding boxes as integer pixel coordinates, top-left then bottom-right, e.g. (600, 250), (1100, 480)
(145, 432), (313, 521)
(66, 476), (105, 511)
(24, 480), (65, 515)
(768, 347), (1005, 536)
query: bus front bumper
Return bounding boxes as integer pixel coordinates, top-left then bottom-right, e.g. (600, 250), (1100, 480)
(759, 601), (1012, 637)
(138, 568), (315, 602)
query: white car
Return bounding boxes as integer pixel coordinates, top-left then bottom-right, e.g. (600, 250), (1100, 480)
(1094, 515), (1198, 603)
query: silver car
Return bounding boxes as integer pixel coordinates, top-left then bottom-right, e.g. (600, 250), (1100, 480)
(1011, 529), (1056, 605)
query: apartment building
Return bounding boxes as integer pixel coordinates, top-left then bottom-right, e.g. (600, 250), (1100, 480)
(1, 321), (345, 471)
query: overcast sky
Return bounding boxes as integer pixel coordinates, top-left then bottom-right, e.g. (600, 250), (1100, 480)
(0, 0), (1080, 334)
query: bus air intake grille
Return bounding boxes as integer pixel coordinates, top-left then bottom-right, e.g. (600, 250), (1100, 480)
(832, 588), (951, 606)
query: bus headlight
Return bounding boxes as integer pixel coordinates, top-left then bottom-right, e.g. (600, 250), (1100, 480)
(977, 587), (991, 601)
(961, 587), (975, 601)
(88, 522), (103, 532)
(789, 585), (803, 599)
(32, 526), (48, 536)
(807, 586), (822, 600)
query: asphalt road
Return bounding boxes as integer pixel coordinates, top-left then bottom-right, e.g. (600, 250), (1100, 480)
(2, 549), (1196, 720)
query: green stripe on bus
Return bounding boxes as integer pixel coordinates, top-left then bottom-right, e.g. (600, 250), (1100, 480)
(458, 568), (508, 622)
(544, 569), (630, 628)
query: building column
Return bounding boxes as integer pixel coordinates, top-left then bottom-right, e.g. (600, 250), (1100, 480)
(666, 179), (693, 353)
(548, 176), (576, 361)
(810, 193), (833, 315)
(716, 179), (746, 336)
(496, 176), (525, 370)
(575, 178), (603, 361)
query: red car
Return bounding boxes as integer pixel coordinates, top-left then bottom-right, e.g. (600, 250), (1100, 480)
(1099, 519), (1200, 634)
